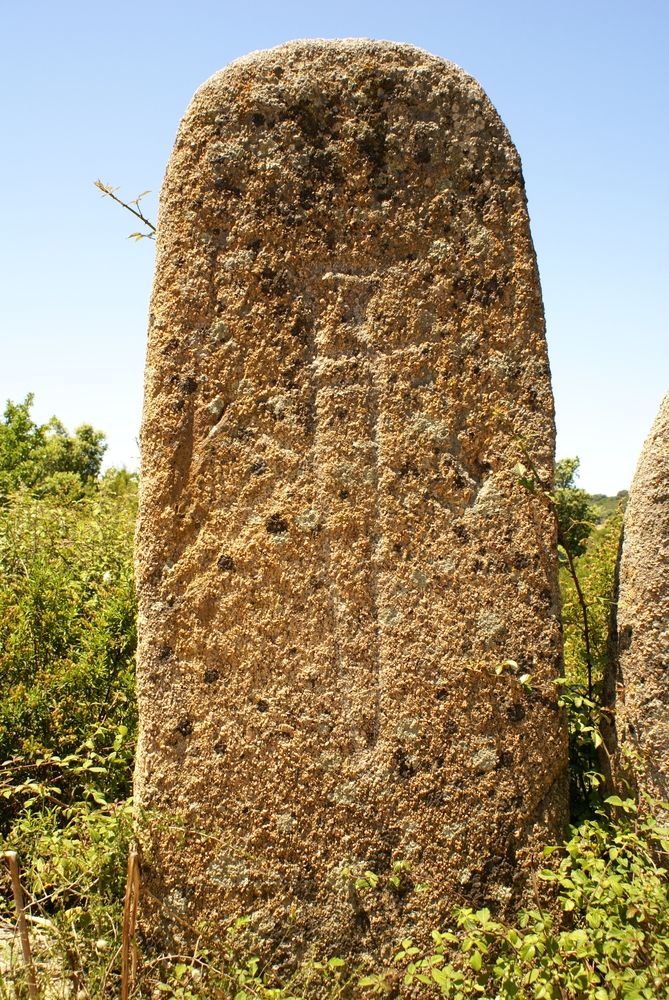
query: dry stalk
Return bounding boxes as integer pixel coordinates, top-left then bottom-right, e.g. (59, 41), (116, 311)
(2, 851), (39, 1000)
(120, 850), (140, 1000)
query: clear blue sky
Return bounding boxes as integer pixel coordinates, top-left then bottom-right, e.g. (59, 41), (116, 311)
(1, 0), (666, 494)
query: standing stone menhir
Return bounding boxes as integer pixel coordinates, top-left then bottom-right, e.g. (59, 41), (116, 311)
(605, 392), (669, 803)
(134, 39), (567, 972)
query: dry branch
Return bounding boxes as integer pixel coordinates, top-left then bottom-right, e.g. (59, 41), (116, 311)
(2, 851), (39, 1000)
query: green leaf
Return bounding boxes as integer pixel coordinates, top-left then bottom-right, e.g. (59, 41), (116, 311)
(605, 795), (626, 807)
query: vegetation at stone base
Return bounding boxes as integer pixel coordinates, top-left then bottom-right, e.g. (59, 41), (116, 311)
(0, 407), (666, 999)
(354, 799), (669, 999)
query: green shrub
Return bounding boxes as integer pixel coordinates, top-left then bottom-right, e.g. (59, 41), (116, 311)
(560, 510), (623, 691)
(553, 457), (598, 560)
(0, 395), (106, 502)
(0, 443), (137, 996)
(0, 475), (137, 828)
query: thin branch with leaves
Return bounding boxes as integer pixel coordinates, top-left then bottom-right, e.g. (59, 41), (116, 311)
(95, 180), (156, 240)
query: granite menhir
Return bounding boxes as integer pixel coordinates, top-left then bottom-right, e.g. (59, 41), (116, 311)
(134, 39), (567, 974)
(604, 392), (669, 805)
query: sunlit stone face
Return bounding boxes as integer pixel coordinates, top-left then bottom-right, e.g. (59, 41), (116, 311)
(134, 39), (567, 974)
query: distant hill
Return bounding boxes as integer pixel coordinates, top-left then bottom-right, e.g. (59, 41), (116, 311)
(588, 490), (628, 522)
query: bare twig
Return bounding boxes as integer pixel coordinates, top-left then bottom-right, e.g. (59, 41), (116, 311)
(95, 180), (156, 240)
(2, 851), (39, 1000)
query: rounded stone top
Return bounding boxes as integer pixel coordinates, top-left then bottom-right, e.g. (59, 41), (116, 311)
(208, 37), (466, 75)
(186, 38), (492, 123)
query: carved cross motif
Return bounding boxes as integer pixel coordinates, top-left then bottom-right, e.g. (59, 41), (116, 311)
(312, 271), (385, 752)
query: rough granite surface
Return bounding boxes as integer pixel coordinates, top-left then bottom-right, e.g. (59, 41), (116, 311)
(134, 39), (568, 973)
(606, 392), (669, 803)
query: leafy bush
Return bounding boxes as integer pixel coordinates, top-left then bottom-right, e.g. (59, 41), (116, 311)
(0, 395), (106, 502)
(560, 509), (622, 691)
(553, 458), (598, 560)
(0, 475), (137, 826)
(559, 506), (624, 816)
